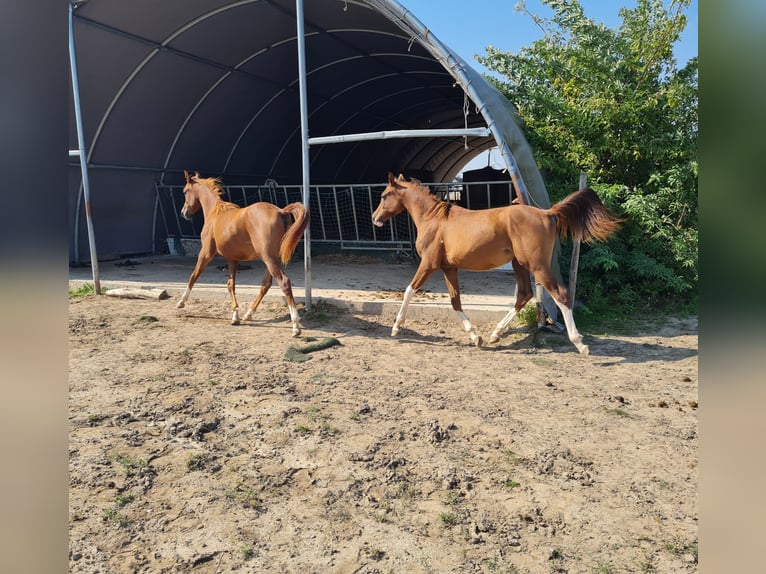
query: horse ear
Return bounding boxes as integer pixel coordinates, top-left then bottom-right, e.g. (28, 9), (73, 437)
(184, 170), (192, 183)
(397, 173), (406, 182)
(194, 171), (201, 178)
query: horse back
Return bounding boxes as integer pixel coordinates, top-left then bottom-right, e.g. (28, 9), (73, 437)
(209, 202), (285, 261)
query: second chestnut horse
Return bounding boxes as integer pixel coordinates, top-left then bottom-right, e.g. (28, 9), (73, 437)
(371, 173), (622, 355)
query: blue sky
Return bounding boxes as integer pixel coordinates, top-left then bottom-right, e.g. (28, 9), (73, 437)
(403, 0), (698, 72)
(399, 0), (698, 172)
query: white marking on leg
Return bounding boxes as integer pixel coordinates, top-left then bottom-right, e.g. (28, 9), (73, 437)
(176, 288), (191, 309)
(288, 304), (301, 337)
(231, 309), (241, 325)
(242, 309), (253, 321)
(392, 285), (416, 336)
(553, 300), (588, 356)
(488, 308), (519, 343)
(457, 311), (482, 347)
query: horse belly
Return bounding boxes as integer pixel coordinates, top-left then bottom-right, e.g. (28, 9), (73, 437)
(214, 223), (260, 261)
(444, 237), (513, 271)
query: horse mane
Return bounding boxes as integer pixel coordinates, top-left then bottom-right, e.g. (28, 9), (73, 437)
(194, 175), (239, 214)
(198, 176), (226, 198)
(406, 178), (452, 220)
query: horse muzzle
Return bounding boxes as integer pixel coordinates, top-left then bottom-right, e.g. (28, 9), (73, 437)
(372, 209), (387, 227)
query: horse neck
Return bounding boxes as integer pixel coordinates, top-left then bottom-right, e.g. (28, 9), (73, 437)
(402, 184), (440, 227)
(196, 184), (224, 217)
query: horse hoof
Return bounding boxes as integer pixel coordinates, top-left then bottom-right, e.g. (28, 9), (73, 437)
(292, 329), (302, 338)
(231, 319), (241, 325)
(488, 334), (499, 344)
(474, 336), (484, 348)
(578, 345), (590, 356)
(176, 301), (185, 309)
(391, 327), (399, 337)
(242, 311), (253, 321)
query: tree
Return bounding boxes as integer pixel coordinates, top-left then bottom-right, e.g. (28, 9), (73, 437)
(478, 0), (697, 312)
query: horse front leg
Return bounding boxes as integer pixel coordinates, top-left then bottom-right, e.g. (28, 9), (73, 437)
(227, 260), (241, 325)
(177, 249), (215, 309)
(488, 260), (533, 344)
(392, 264), (436, 337)
(442, 267), (482, 347)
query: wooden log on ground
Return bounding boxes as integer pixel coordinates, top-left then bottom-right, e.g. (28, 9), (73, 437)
(104, 288), (169, 300)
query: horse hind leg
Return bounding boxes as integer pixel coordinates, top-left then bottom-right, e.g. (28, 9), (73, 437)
(263, 257), (302, 338)
(488, 261), (533, 344)
(442, 267), (482, 347)
(534, 269), (588, 355)
(242, 269), (273, 322)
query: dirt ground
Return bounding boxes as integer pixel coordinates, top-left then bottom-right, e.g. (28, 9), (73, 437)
(69, 256), (698, 573)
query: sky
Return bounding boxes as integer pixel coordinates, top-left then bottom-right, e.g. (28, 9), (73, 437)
(400, 0), (699, 173)
(403, 0), (698, 69)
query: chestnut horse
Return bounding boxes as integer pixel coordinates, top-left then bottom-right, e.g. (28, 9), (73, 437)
(372, 173), (622, 355)
(176, 171), (309, 337)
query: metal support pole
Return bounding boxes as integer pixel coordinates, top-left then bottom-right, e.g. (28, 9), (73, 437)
(69, 1), (101, 293)
(295, 0), (312, 309)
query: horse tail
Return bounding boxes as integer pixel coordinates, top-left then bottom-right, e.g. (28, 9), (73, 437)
(547, 188), (623, 243)
(279, 202), (310, 265)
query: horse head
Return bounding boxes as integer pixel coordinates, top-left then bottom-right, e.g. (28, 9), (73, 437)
(372, 172), (408, 227)
(181, 170), (203, 219)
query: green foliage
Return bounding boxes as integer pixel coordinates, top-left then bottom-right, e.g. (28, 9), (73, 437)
(477, 0), (697, 312)
(69, 282), (102, 297)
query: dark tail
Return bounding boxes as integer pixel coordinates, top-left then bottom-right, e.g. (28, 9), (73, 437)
(548, 188), (623, 243)
(279, 203), (310, 265)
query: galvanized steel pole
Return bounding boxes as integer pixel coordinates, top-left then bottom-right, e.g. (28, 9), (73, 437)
(296, 0), (312, 309)
(69, 1), (101, 293)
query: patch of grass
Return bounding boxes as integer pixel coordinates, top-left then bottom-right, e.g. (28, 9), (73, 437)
(304, 406), (341, 437)
(440, 512), (458, 526)
(516, 303), (539, 328)
(69, 282), (103, 297)
(319, 421), (341, 436)
(504, 479), (520, 489)
(241, 545), (255, 560)
(445, 490), (463, 506)
(102, 507), (132, 527)
(227, 483), (263, 511)
(114, 494), (135, 507)
(136, 315), (159, 324)
(664, 537), (697, 562)
(186, 452), (209, 471)
(363, 547), (385, 561)
(606, 407), (632, 418)
(549, 548), (564, 560)
(593, 561), (616, 574)
(302, 299), (345, 326)
(114, 453), (147, 477)
(503, 449), (520, 465)
(295, 424), (312, 435)
(638, 554), (657, 573)
(87, 414), (107, 426)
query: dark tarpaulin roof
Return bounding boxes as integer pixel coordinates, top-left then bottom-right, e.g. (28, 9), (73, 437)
(68, 0), (549, 261)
